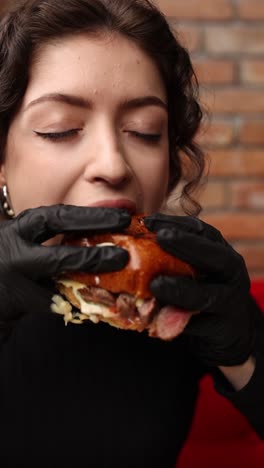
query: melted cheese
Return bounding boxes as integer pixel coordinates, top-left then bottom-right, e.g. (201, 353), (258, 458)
(135, 298), (144, 308)
(52, 275), (143, 326)
(56, 279), (116, 319)
(94, 275), (100, 285)
(96, 242), (116, 247)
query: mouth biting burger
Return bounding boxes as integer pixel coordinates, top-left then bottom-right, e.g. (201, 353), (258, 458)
(51, 214), (195, 340)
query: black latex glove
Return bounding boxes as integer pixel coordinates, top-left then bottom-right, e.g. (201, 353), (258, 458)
(0, 204), (130, 336)
(144, 213), (256, 367)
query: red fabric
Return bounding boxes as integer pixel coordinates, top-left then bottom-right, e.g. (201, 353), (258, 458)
(177, 280), (264, 468)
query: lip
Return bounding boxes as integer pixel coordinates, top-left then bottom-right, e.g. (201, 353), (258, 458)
(90, 199), (137, 214)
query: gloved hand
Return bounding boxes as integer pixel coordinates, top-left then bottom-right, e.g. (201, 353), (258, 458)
(0, 204), (130, 336)
(144, 213), (256, 367)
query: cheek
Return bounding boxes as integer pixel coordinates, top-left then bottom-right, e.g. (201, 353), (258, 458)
(135, 152), (170, 212)
(4, 138), (75, 213)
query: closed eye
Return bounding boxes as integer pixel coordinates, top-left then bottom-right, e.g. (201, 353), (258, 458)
(130, 131), (161, 143)
(34, 129), (82, 141)
(34, 129), (161, 143)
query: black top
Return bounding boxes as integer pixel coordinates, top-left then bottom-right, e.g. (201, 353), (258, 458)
(0, 306), (263, 468)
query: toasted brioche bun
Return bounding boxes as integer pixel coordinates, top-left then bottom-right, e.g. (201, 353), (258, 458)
(60, 214), (194, 298)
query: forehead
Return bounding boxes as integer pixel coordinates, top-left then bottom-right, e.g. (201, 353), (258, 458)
(23, 33), (167, 108)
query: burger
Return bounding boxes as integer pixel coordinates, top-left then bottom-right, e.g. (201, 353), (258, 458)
(51, 214), (195, 340)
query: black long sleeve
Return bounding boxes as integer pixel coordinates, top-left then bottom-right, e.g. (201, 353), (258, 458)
(0, 312), (201, 468)
(1, 298), (264, 467)
(212, 296), (264, 439)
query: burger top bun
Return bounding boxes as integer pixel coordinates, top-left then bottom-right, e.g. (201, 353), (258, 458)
(61, 214), (195, 299)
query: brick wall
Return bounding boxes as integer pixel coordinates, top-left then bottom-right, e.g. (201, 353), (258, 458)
(156, 0), (264, 278)
(1, 0), (264, 277)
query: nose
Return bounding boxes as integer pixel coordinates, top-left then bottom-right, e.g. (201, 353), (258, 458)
(83, 130), (132, 187)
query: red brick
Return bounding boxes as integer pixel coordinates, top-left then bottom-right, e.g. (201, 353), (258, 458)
(156, 0), (234, 20)
(241, 60), (264, 85)
(239, 121), (264, 145)
(193, 59), (236, 85)
(200, 213), (264, 241)
(230, 182), (264, 209)
(196, 181), (227, 209)
(238, 0), (264, 20)
(197, 120), (235, 147)
(232, 243), (264, 272)
(205, 26), (264, 54)
(208, 149), (264, 176)
(173, 24), (203, 53)
(202, 88), (264, 114)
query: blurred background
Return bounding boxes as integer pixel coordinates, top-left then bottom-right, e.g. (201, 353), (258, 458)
(0, 0), (264, 278)
(156, 0), (264, 278)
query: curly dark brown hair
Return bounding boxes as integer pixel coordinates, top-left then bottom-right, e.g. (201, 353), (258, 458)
(0, 0), (206, 215)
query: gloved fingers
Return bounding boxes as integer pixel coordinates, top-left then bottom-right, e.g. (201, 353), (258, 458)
(144, 213), (226, 244)
(14, 205), (131, 243)
(16, 243), (129, 279)
(150, 275), (229, 312)
(155, 228), (248, 282)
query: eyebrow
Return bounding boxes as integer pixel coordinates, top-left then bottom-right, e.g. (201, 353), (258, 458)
(23, 92), (168, 112)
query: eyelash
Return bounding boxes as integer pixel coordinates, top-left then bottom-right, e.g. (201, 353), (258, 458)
(130, 131), (161, 143)
(34, 129), (161, 143)
(34, 129), (81, 141)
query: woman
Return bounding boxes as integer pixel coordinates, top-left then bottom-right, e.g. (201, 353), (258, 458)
(0, 0), (263, 466)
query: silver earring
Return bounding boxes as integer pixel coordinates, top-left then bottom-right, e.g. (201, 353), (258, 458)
(1, 185), (15, 218)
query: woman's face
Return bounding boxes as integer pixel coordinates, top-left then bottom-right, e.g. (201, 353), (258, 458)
(1, 33), (169, 216)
